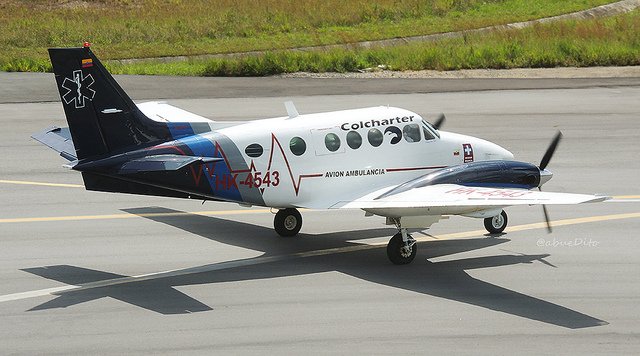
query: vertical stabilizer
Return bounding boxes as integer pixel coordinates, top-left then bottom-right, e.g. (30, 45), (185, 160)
(48, 46), (171, 160)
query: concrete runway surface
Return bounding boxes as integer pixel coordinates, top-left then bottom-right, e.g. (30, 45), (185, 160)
(0, 73), (639, 354)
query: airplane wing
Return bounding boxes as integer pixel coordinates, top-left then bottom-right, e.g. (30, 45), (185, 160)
(331, 184), (608, 217)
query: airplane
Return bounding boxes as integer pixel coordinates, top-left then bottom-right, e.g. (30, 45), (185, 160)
(32, 45), (608, 265)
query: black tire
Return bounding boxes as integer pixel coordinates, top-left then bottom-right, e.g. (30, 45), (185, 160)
(484, 210), (508, 234)
(386, 232), (417, 265)
(274, 208), (302, 237)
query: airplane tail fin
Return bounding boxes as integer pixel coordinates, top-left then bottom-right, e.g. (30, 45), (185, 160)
(48, 46), (171, 160)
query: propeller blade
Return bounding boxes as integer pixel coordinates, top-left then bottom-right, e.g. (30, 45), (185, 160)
(537, 132), (561, 232)
(432, 113), (446, 130)
(539, 186), (552, 233)
(539, 131), (563, 170)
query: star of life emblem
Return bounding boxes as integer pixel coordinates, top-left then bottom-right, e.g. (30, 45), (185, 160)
(61, 70), (95, 109)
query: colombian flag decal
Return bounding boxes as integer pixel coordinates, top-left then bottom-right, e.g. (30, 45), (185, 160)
(81, 58), (93, 68)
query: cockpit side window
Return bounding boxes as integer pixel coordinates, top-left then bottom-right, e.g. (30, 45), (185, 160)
(403, 124), (421, 143)
(422, 126), (435, 140)
(421, 120), (437, 140)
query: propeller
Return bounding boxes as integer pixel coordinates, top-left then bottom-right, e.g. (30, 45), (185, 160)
(538, 131), (563, 233)
(539, 131), (563, 170)
(432, 113), (446, 130)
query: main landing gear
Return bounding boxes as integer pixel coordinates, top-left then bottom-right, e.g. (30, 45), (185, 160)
(484, 210), (508, 234)
(387, 230), (417, 265)
(274, 208), (302, 237)
(386, 218), (417, 265)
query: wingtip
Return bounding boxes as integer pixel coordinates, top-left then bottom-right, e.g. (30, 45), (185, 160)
(589, 195), (611, 203)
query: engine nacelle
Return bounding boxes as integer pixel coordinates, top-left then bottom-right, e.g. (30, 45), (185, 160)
(378, 161), (541, 199)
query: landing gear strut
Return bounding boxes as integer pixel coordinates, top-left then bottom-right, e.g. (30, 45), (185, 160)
(386, 220), (417, 264)
(484, 210), (508, 234)
(274, 208), (302, 237)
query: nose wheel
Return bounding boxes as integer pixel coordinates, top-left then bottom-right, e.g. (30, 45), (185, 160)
(274, 208), (302, 237)
(484, 210), (508, 234)
(386, 230), (417, 265)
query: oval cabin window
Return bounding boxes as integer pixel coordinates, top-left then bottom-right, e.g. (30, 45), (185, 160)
(245, 143), (263, 157)
(289, 136), (307, 156)
(347, 131), (362, 149)
(325, 133), (341, 152)
(368, 128), (383, 147)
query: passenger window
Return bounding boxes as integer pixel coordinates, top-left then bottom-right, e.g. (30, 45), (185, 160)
(368, 128), (383, 147)
(403, 124), (421, 143)
(422, 126), (435, 141)
(245, 143), (263, 157)
(346, 131), (362, 149)
(289, 136), (306, 156)
(324, 133), (341, 152)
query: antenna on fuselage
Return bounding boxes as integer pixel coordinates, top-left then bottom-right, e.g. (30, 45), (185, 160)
(284, 101), (299, 119)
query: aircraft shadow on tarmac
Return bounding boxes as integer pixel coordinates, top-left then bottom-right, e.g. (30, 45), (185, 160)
(23, 207), (607, 329)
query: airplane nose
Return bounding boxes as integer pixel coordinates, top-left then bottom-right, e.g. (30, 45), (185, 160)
(485, 142), (514, 161)
(539, 169), (553, 186)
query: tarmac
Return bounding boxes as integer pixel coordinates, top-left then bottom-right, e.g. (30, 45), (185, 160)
(0, 73), (639, 354)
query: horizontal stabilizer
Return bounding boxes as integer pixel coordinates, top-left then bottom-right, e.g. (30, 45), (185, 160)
(118, 155), (222, 174)
(31, 126), (77, 161)
(137, 101), (214, 123)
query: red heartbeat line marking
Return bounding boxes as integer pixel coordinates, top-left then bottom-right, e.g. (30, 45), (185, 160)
(156, 136), (443, 195)
(157, 135), (322, 195)
(267, 133), (322, 195)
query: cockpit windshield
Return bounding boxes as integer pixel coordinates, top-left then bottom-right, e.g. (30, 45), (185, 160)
(421, 119), (440, 139)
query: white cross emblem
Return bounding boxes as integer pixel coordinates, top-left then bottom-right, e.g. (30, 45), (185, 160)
(464, 145), (472, 155)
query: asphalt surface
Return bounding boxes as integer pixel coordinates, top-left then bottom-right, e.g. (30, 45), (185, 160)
(1, 73), (639, 354)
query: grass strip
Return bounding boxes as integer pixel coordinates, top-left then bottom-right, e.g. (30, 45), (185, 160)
(101, 9), (640, 76)
(0, 0), (615, 66)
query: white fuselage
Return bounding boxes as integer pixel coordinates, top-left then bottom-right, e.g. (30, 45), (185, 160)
(216, 106), (513, 209)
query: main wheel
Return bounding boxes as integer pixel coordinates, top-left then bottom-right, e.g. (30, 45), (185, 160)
(274, 208), (302, 237)
(484, 210), (508, 234)
(386, 232), (417, 265)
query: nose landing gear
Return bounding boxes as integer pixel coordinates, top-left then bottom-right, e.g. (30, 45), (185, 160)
(484, 210), (508, 234)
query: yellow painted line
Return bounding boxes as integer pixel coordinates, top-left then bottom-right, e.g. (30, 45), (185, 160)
(504, 212), (640, 233)
(0, 209), (272, 224)
(612, 195), (640, 199)
(358, 211), (640, 244)
(0, 179), (83, 188)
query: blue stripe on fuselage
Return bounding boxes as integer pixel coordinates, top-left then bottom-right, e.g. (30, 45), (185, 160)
(167, 122), (195, 139)
(177, 134), (243, 202)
